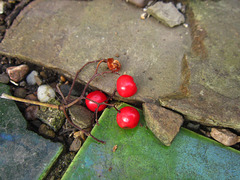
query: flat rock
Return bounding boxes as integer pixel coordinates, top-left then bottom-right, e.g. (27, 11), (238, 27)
(143, 102), (183, 146)
(0, 83), (63, 179)
(69, 105), (94, 129)
(0, 0), (191, 103)
(160, 0), (240, 132)
(37, 98), (65, 131)
(210, 128), (240, 146)
(147, 2), (185, 27)
(6, 64), (29, 82)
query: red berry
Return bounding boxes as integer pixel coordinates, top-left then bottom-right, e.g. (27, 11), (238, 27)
(116, 75), (137, 97)
(85, 91), (108, 112)
(116, 106), (140, 129)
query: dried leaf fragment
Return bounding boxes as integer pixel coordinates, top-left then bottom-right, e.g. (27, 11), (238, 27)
(112, 145), (118, 152)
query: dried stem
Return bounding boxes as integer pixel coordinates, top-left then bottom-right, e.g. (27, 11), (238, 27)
(66, 59), (106, 101)
(1, 93), (59, 109)
(56, 84), (67, 105)
(5, 0), (33, 28)
(64, 70), (115, 109)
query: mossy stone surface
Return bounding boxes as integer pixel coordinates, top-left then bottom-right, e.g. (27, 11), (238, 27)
(37, 98), (65, 132)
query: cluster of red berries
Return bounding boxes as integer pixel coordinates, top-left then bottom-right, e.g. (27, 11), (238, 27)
(85, 74), (140, 129)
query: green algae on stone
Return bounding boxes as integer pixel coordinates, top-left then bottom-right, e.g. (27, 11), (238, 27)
(37, 98), (65, 131)
(62, 103), (240, 179)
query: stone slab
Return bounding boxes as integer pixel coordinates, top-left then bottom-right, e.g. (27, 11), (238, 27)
(0, 83), (63, 180)
(62, 104), (240, 179)
(0, 0), (191, 102)
(143, 102), (183, 146)
(160, 0), (240, 131)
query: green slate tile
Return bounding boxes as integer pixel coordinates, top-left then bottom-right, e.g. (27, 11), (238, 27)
(0, 83), (63, 180)
(63, 103), (240, 179)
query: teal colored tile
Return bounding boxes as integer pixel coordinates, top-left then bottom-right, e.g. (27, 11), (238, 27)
(63, 103), (240, 179)
(0, 83), (63, 180)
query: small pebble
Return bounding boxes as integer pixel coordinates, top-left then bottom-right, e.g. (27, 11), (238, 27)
(183, 23), (188, 28)
(69, 138), (82, 152)
(176, 2), (182, 11)
(38, 124), (56, 139)
(128, 0), (150, 8)
(25, 105), (39, 121)
(6, 64), (29, 82)
(14, 87), (27, 98)
(143, 7), (147, 12)
(26, 70), (41, 85)
(59, 84), (80, 97)
(69, 105), (94, 129)
(30, 119), (42, 129)
(37, 84), (56, 102)
(25, 93), (38, 101)
(141, 12), (148, 20)
(19, 81), (26, 87)
(60, 75), (66, 83)
(210, 128), (240, 146)
(186, 122), (200, 131)
(0, 73), (10, 84)
(0, 1), (5, 14)
(39, 71), (48, 79)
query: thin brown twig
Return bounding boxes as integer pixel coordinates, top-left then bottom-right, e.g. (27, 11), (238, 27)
(64, 70), (116, 109)
(56, 84), (67, 104)
(66, 59), (105, 101)
(5, 0), (33, 28)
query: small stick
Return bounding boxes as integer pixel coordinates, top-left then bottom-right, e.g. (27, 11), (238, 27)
(66, 59), (105, 101)
(64, 70), (114, 109)
(1, 93), (59, 109)
(56, 84), (67, 104)
(5, 0), (33, 28)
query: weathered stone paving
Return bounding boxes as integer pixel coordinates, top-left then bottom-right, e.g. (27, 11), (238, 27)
(0, 0), (191, 102)
(160, 0), (240, 131)
(0, 0), (239, 131)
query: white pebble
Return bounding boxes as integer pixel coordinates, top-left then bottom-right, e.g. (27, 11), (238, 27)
(183, 23), (188, 28)
(141, 12), (148, 20)
(37, 85), (56, 102)
(26, 70), (39, 85)
(0, 1), (5, 14)
(176, 2), (182, 10)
